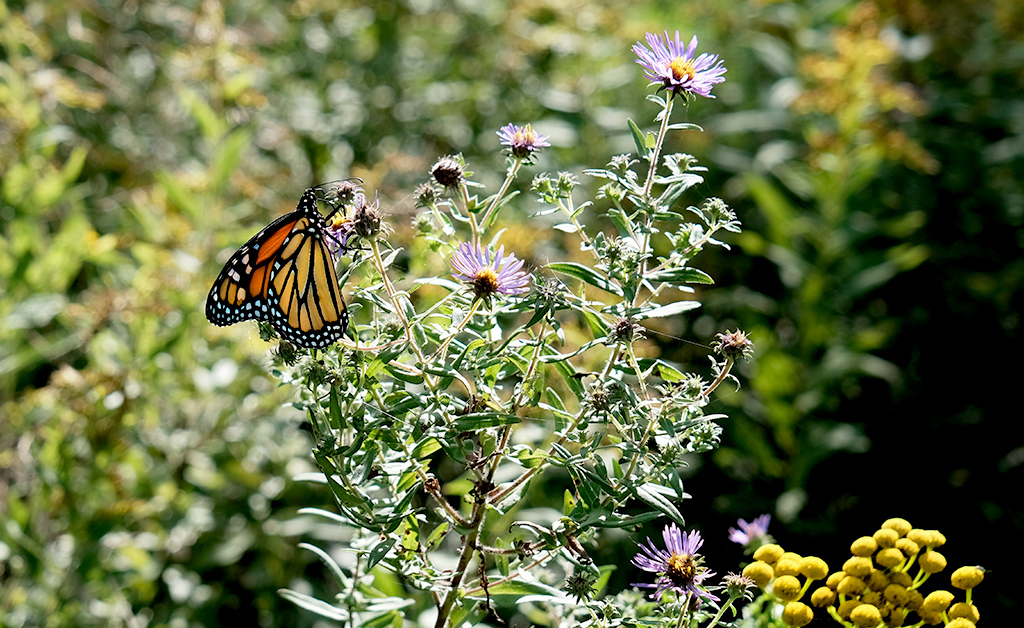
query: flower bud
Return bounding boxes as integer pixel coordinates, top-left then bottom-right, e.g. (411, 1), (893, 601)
(873, 527), (899, 548)
(773, 575), (802, 602)
(919, 549), (947, 574)
(951, 566), (984, 589)
(851, 536), (878, 557)
(753, 543), (784, 564)
(921, 590), (954, 613)
(742, 560), (774, 588)
(799, 556), (829, 581)
(949, 602), (979, 623)
(810, 586), (836, 607)
(881, 518), (912, 537)
(850, 603), (882, 628)
(782, 602), (813, 627)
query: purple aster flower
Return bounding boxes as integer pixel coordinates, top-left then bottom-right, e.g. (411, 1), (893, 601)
(497, 123), (551, 160)
(632, 31), (726, 98)
(450, 242), (531, 303)
(324, 193), (366, 261)
(728, 514), (771, 547)
(632, 523), (718, 603)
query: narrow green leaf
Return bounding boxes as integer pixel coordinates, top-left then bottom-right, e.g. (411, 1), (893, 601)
(425, 522), (449, 551)
(645, 267), (715, 284)
(328, 385), (344, 430)
(516, 447), (548, 468)
(466, 580), (568, 607)
(296, 507), (346, 523)
(453, 412), (521, 431)
(666, 122), (704, 132)
(298, 542), (350, 588)
(411, 437), (442, 459)
(654, 360), (687, 383)
(278, 589), (349, 620)
(628, 118), (647, 158)
(412, 276), (462, 291)
(366, 537), (396, 570)
(385, 364), (424, 384)
(547, 262), (621, 296)
(581, 309), (610, 337)
(634, 300), (702, 320)
(592, 510), (663, 528)
(634, 483), (684, 524)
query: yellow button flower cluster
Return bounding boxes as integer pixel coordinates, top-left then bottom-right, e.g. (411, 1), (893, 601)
(741, 518), (984, 627)
(741, 543), (828, 627)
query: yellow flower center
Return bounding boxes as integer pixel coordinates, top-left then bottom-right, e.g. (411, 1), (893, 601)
(665, 552), (696, 587)
(513, 124), (538, 145)
(669, 57), (696, 82)
(472, 268), (500, 295)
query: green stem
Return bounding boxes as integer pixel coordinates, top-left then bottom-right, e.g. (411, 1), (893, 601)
(641, 94), (675, 200)
(429, 296), (483, 363)
(673, 600), (690, 628)
(704, 597), (735, 628)
(700, 357), (734, 398)
(369, 238), (428, 366)
(478, 158), (522, 230)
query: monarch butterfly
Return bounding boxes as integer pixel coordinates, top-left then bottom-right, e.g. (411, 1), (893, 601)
(206, 185), (349, 349)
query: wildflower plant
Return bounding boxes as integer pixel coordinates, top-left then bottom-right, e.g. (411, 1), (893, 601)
(263, 32), (750, 628)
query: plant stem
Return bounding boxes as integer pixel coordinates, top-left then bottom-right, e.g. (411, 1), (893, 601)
(478, 158), (522, 230)
(369, 238), (428, 366)
(704, 597), (735, 628)
(429, 296), (482, 363)
(434, 501), (484, 628)
(673, 599), (690, 628)
(700, 357), (734, 398)
(641, 94), (675, 200)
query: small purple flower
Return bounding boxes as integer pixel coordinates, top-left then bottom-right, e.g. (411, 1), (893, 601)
(728, 514), (772, 547)
(632, 523), (718, 603)
(450, 242), (530, 303)
(497, 123), (551, 160)
(632, 31), (726, 98)
(324, 193), (365, 261)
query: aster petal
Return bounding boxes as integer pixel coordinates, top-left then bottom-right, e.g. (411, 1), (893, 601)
(728, 527), (749, 545)
(684, 34), (699, 59)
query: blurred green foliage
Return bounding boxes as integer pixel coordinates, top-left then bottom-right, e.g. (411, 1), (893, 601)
(2, 0), (1021, 625)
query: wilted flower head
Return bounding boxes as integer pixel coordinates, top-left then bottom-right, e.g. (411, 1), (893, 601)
(431, 155), (466, 189)
(633, 31), (726, 98)
(414, 181), (440, 208)
(728, 514), (772, 548)
(723, 572), (757, 602)
(561, 570), (598, 603)
(497, 123), (550, 160)
(632, 523), (718, 603)
(319, 178), (363, 206)
(450, 242), (530, 303)
(712, 329), (754, 361)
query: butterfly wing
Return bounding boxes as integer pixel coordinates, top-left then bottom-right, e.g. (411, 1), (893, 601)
(206, 188), (348, 348)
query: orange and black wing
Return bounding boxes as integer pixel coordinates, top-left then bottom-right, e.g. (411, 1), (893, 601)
(206, 188), (348, 348)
